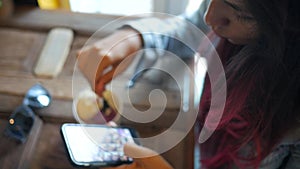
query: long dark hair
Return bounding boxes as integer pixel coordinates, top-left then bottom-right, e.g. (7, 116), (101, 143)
(201, 0), (300, 168)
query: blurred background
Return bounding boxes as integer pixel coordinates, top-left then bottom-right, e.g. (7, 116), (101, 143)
(11, 0), (203, 16)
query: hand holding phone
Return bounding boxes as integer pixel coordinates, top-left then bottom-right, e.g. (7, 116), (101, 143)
(104, 143), (173, 169)
(61, 123), (139, 167)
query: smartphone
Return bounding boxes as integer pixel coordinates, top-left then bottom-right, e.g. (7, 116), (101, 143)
(61, 123), (140, 167)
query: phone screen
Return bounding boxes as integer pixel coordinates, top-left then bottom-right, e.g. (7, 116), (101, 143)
(61, 123), (138, 167)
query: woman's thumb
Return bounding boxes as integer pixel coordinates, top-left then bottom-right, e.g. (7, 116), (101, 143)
(123, 143), (173, 169)
(123, 143), (157, 158)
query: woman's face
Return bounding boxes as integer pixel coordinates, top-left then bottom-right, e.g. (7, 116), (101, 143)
(204, 0), (258, 45)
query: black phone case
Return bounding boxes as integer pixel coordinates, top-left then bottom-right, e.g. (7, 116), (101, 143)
(60, 123), (140, 168)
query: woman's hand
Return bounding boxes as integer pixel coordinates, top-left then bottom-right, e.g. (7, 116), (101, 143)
(103, 143), (173, 169)
(77, 28), (142, 96)
(104, 122), (173, 169)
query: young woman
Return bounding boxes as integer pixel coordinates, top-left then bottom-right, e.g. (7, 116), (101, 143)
(78, 0), (300, 168)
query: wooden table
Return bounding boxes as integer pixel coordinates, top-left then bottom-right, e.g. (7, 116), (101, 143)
(0, 6), (195, 169)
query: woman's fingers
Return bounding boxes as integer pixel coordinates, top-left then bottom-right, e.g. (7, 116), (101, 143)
(77, 47), (97, 84)
(102, 143), (173, 169)
(123, 143), (173, 169)
(97, 65), (117, 87)
(95, 66), (116, 96)
(77, 29), (141, 95)
(77, 47), (105, 88)
(123, 143), (157, 158)
(77, 46), (115, 92)
(102, 163), (138, 169)
(106, 121), (118, 127)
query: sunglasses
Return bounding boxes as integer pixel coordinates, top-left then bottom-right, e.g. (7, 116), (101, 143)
(4, 84), (52, 143)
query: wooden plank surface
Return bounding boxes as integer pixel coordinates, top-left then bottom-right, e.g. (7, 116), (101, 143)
(0, 28), (89, 98)
(0, 27), (88, 121)
(0, 6), (139, 36)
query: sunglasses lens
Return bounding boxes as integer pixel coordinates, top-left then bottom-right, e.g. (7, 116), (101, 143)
(4, 84), (50, 143)
(5, 105), (35, 143)
(23, 84), (51, 108)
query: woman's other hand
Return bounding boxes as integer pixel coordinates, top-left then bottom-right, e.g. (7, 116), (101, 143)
(77, 28), (142, 96)
(103, 143), (173, 169)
